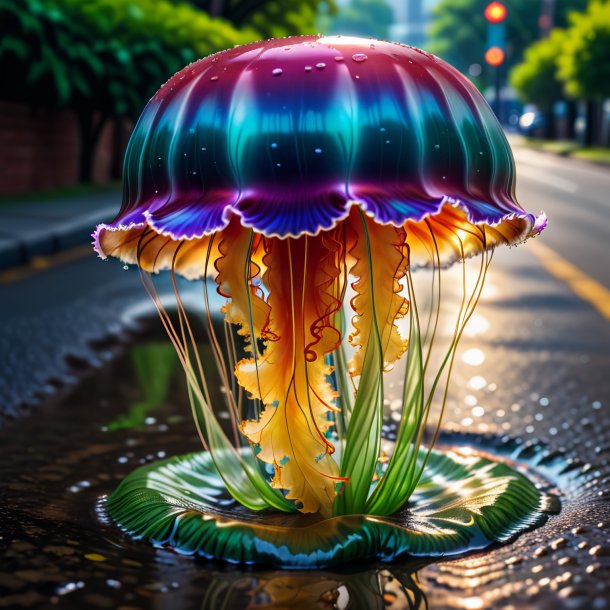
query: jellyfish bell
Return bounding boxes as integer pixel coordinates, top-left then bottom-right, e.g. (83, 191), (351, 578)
(95, 35), (549, 566)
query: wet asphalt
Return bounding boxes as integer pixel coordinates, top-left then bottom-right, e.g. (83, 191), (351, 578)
(0, 144), (609, 609)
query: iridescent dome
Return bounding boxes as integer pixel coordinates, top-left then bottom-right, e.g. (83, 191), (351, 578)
(94, 35), (545, 271)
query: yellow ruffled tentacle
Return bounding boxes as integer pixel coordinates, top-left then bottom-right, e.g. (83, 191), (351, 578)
(215, 218), (274, 346)
(347, 211), (409, 377)
(236, 233), (345, 515)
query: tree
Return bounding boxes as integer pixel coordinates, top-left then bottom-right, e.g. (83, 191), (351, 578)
(428, 0), (587, 89)
(558, 1), (610, 98)
(559, 1), (610, 146)
(510, 29), (568, 138)
(186, 0), (336, 38)
(0, 0), (256, 182)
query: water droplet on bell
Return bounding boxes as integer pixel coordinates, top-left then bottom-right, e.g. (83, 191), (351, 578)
(272, 68), (283, 76)
(314, 148), (322, 154)
(434, 143), (440, 149)
(270, 142), (278, 149)
(334, 56), (344, 62)
(123, 265), (129, 270)
(210, 76), (219, 81)
(352, 53), (368, 62)
(304, 65), (312, 72)
(315, 62), (326, 70)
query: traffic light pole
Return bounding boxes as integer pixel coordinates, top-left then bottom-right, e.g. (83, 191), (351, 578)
(494, 65), (502, 124)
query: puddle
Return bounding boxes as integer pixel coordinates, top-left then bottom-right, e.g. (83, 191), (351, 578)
(0, 321), (606, 609)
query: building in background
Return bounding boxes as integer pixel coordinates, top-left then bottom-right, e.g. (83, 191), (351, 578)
(388, 0), (441, 48)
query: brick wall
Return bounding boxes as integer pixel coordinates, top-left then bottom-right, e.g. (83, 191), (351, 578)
(0, 101), (121, 196)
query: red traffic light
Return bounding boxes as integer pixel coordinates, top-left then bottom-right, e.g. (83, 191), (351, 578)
(485, 1), (507, 23)
(485, 46), (505, 66)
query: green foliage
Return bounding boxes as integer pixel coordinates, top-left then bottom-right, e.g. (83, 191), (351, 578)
(58, 0), (255, 59)
(428, 0), (587, 87)
(510, 29), (567, 108)
(0, 0), (256, 118)
(186, 0), (336, 39)
(0, 0), (99, 106)
(558, 1), (610, 100)
(107, 343), (179, 431)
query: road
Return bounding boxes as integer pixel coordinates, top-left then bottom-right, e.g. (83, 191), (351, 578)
(0, 143), (608, 420)
(510, 137), (610, 301)
(0, 142), (608, 413)
(0, 144), (609, 609)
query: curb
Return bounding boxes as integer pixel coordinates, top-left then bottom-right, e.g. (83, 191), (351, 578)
(0, 191), (120, 271)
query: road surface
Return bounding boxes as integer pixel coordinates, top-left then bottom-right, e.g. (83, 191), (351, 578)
(0, 141), (609, 609)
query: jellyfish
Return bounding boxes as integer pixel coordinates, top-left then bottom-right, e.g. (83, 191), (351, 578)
(94, 36), (549, 567)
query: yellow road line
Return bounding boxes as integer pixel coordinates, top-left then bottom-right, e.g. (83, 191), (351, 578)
(529, 239), (610, 321)
(0, 244), (92, 284)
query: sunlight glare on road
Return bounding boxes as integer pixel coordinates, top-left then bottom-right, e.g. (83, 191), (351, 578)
(462, 348), (486, 366)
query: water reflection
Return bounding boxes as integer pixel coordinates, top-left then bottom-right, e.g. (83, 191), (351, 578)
(198, 565), (429, 610)
(106, 342), (179, 430)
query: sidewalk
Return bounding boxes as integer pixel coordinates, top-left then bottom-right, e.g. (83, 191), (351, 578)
(506, 132), (610, 167)
(0, 188), (121, 270)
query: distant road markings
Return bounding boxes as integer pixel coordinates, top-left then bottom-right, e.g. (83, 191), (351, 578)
(529, 239), (610, 321)
(0, 244), (91, 284)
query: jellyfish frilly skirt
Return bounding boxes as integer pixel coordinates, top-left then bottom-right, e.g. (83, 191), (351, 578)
(95, 35), (549, 568)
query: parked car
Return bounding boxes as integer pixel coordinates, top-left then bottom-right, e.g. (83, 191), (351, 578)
(518, 105), (547, 137)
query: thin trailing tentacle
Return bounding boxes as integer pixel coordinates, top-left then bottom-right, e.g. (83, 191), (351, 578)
(366, 223), (492, 515)
(136, 229), (292, 513)
(335, 209), (408, 515)
(365, 245), (424, 515)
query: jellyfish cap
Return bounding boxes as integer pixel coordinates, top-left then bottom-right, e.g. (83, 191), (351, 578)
(93, 35), (544, 253)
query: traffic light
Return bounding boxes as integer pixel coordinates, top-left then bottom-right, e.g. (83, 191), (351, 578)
(484, 1), (506, 66)
(485, 47), (505, 67)
(483, 1), (507, 121)
(484, 1), (507, 24)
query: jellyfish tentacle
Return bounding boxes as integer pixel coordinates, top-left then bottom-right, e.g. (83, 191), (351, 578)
(135, 230), (293, 513)
(366, 228), (492, 515)
(335, 211), (409, 514)
(414, 235), (492, 483)
(335, 210), (401, 515)
(215, 219), (273, 346)
(139, 268), (291, 511)
(347, 211), (409, 376)
(236, 234), (345, 515)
